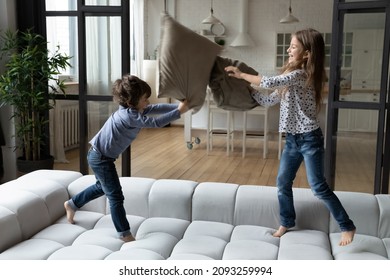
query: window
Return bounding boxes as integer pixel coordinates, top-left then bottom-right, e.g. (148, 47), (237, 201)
(276, 32), (353, 69)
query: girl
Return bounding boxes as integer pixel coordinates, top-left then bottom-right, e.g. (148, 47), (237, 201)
(225, 28), (356, 246)
(64, 75), (189, 242)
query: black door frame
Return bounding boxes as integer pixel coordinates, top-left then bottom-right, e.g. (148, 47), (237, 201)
(40, 0), (131, 176)
(326, 0), (390, 194)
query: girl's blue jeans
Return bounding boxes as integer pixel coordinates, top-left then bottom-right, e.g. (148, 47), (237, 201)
(67, 148), (131, 238)
(277, 128), (356, 232)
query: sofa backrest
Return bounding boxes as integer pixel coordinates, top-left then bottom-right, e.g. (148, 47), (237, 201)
(67, 175), (107, 213)
(121, 177), (155, 218)
(67, 176), (198, 221)
(234, 185), (280, 229)
(234, 185), (331, 233)
(0, 170), (83, 253)
(192, 182), (239, 224)
(148, 179), (198, 220)
(376, 194), (390, 239)
(330, 191), (379, 236)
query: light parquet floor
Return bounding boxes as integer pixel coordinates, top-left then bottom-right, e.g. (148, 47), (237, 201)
(55, 126), (375, 193)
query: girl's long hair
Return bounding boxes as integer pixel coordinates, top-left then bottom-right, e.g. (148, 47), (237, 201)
(282, 28), (326, 112)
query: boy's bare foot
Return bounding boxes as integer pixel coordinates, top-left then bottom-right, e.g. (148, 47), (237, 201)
(339, 229), (356, 246)
(121, 234), (135, 242)
(64, 201), (75, 224)
(273, 226), (288, 237)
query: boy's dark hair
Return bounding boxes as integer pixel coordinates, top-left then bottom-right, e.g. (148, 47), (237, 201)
(112, 75), (152, 108)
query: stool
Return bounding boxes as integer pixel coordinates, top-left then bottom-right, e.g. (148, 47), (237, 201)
(242, 107), (269, 158)
(206, 91), (234, 156)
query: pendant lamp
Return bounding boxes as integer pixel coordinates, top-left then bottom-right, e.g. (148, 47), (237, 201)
(202, 0), (221, 24)
(280, 0), (299, 24)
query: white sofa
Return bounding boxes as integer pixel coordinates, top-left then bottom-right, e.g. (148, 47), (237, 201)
(0, 170), (389, 260)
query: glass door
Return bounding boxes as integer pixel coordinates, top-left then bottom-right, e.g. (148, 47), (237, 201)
(44, 0), (131, 175)
(325, 0), (390, 194)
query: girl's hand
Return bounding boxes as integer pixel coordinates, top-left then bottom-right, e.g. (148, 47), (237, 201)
(225, 66), (243, 79)
(225, 65), (262, 86)
(178, 100), (189, 115)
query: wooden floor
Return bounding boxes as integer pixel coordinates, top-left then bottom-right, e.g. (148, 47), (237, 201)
(55, 126), (376, 193)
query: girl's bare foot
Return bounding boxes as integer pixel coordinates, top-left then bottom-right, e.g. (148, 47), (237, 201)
(273, 226), (288, 237)
(64, 201), (75, 224)
(339, 229), (356, 246)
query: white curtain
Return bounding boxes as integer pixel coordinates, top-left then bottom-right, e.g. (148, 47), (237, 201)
(47, 0), (146, 156)
(86, 0), (138, 137)
(130, 0), (145, 76)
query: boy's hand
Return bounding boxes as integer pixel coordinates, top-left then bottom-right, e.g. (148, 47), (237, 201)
(178, 100), (189, 115)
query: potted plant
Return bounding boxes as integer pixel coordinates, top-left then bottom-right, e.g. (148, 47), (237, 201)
(0, 29), (71, 174)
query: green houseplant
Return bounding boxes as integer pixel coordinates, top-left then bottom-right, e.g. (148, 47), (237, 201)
(0, 29), (71, 173)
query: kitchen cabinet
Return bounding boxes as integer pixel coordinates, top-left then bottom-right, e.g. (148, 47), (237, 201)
(338, 93), (379, 132)
(351, 29), (384, 90)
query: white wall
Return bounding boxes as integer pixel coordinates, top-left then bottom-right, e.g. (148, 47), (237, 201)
(0, 0), (17, 182)
(146, 0), (333, 72)
(145, 0), (333, 131)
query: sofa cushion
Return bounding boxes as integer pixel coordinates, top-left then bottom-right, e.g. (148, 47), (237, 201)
(376, 195), (390, 239)
(12, 178), (69, 223)
(16, 170), (82, 188)
(73, 228), (125, 252)
(0, 189), (51, 239)
(192, 182), (238, 224)
(121, 232), (179, 259)
(223, 240), (279, 260)
(234, 185), (280, 228)
(148, 179), (198, 220)
(229, 225), (279, 246)
(170, 220), (233, 260)
(331, 191), (379, 236)
(291, 188), (330, 233)
(94, 214), (146, 237)
(48, 244), (112, 260)
(223, 225), (279, 260)
(32, 223), (86, 246)
(158, 12), (222, 112)
(168, 253), (214, 260)
(136, 217), (190, 240)
(120, 177), (155, 217)
(183, 220), (234, 242)
(171, 235), (227, 260)
(383, 238), (390, 258)
(67, 175), (107, 214)
(0, 239), (63, 260)
(105, 248), (165, 260)
(330, 233), (388, 260)
(56, 210), (105, 230)
(0, 206), (22, 253)
(277, 230), (333, 260)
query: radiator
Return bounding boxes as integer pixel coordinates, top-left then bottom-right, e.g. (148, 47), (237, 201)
(61, 103), (79, 150)
(50, 100), (79, 163)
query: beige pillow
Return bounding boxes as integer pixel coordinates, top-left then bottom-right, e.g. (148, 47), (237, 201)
(158, 12), (222, 112)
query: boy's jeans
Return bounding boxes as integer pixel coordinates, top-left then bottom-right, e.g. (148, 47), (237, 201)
(276, 128), (355, 232)
(68, 148), (131, 238)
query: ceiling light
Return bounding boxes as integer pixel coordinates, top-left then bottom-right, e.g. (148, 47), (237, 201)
(280, 0), (299, 24)
(202, 0), (221, 24)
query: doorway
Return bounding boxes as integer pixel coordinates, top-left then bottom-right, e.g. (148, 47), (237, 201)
(44, 0), (131, 176)
(325, 0), (390, 194)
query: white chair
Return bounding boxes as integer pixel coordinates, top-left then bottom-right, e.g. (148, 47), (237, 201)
(242, 107), (269, 158)
(206, 90), (234, 156)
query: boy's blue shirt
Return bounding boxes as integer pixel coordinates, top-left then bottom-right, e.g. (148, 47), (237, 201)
(90, 103), (180, 159)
